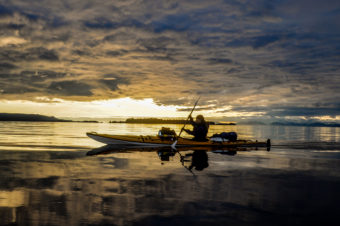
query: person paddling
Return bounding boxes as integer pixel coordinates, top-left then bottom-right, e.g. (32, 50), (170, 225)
(183, 115), (209, 141)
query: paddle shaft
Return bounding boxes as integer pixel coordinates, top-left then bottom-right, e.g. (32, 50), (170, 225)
(178, 97), (200, 138)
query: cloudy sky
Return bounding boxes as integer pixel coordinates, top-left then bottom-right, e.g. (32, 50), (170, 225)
(0, 0), (339, 121)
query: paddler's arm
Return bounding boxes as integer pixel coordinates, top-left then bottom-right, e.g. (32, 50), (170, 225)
(183, 129), (194, 135)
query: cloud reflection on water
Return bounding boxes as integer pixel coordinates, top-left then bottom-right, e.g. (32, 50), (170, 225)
(0, 146), (339, 225)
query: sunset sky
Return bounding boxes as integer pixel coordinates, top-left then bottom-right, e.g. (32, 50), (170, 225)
(0, 0), (339, 122)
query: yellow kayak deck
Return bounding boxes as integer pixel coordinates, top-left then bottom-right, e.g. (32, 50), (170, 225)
(87, 132), (270, 147)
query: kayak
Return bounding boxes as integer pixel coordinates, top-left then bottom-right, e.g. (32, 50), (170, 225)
(86, 132), (271, 148)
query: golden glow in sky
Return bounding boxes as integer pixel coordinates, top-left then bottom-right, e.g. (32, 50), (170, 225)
(0, 97), (189, 118)
(0, 1), (339, 122)
(0, 97), (264, 119)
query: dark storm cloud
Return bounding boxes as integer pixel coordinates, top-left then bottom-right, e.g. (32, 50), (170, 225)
(0, 85), (37, 94)
(20, 70), (66, 82)
(208, 58), (233, 65)
(99, 77), (130, 91)
(136, 36), (176, 53)
(230, 105), (340, 117)
(0, 70), (67, 95)
(1, 23), (25, 30)
(151, 13), (193, 33)
(30, 47), (59, 61)
(84, 18), (144, 30)
(0, 48), (59, 62)
(105, 50), (128, 57)
(225, 34), (282, 49)
(0, 62), (17, 70)
(0, 0), (339, 119)
(0, 4), (12, 16)
(48, 81), (93, 96)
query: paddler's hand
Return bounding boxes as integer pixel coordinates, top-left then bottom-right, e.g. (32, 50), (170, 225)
(189, 115), (193, 121)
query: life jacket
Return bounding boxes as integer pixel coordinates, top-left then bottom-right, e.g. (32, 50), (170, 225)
(192, 123), (209, 141)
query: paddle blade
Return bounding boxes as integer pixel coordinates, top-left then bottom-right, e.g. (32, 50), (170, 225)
(171, 140), (178, 149)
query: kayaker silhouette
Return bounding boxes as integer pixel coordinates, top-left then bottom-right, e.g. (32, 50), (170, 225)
(183, 115), (209, 141)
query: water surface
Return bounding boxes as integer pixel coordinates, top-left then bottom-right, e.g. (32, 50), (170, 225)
(0, 122), (339, 225)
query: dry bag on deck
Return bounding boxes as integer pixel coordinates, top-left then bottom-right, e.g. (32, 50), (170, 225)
(211, 132), (237, 142)
(158, 127), (177, 140)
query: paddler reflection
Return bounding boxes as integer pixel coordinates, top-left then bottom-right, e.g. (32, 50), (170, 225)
(87, 145), (267, 173)
(158, 149), (209, 172)
(157, 147), (254, 172)
(186, 150), (209, 171)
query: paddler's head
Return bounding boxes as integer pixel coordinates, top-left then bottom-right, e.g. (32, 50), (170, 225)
(196, 115), (205, 124)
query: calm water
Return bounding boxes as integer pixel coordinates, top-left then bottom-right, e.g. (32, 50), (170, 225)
(0, 122), (339, 226)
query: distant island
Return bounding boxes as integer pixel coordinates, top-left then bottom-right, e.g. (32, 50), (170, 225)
(238, 121), (266, 125)
(0, 113), (99, 123)
(110, 118), (189, 124)
(110, 117), (236, 125)
(215, 122), (237, 125)
(2, 114), (338, 127)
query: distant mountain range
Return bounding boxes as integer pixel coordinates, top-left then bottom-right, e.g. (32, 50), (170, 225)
(237, 121), (266, 125)
(271, 121), (340, 127)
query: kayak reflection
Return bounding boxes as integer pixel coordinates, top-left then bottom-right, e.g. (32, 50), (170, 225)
(87, 145), (267, 173)
(87, 145), (267, 156)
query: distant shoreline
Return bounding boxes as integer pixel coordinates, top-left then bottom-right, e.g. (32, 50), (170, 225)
(0, 113), (100, 123)
(1, 113), (339, 127)
(109, 118), (236, 125)
(271, 122), (340, 127)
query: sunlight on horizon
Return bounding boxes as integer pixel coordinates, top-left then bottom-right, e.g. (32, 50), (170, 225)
(0, 97), (252, 119)
(0, 97), (202, 118)
(1, 97), (339, 123)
